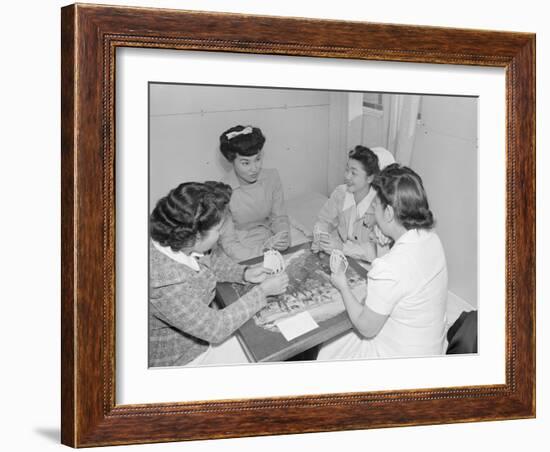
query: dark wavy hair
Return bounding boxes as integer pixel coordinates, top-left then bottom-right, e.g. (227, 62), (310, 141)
(150, 181), (232, 252)
(219, 125), (266, 162)
(371, 164), (435, 230)
(348, 145), (380, 177)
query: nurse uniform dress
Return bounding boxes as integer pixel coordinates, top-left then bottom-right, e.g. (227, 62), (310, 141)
(318, 229), (448, 360)
(218, 168), (290, 262)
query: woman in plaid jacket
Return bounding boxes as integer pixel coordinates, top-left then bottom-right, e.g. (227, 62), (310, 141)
(149, 181), (288, 367)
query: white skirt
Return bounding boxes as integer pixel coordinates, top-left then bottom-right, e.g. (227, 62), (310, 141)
(186, 335), (250, 367)
(317, 329), (380, 361)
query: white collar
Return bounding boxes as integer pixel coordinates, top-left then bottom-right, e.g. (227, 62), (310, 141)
(342, 186), (376, 218)
(152, 240), (203, 272)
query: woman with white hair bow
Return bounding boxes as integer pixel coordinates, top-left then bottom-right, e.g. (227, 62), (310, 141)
(217, 125), (291, 261)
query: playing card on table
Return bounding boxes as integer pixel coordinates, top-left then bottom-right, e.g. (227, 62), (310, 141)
(330, 249), (349, 273)
(263, 249), (285, 274)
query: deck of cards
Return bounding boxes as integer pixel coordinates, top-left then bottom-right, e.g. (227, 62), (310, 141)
(263, 249), (286, 274)
(330, 249), (349, 274)
(313, 224), (329, 246)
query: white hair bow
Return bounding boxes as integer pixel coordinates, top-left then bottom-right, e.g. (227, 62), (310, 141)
(225, 126), (253, 140)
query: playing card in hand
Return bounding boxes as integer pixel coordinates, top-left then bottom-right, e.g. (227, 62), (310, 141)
(313, 224), (322, 243)
(263, 249), (285, 274)
(313, 225), (329, 245)
(330, 249), (349, 274)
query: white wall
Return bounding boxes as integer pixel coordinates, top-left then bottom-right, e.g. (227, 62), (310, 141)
(362, 108), (386, 147)
(5, 1), (547, 452)
(410, 96), (478, 307)
(149, 84), (330, 206)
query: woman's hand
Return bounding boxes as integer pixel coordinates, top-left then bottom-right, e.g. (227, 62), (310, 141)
(272, 231), (289, 251)
(264, 231), (289, 251)
(330, 270), (349, 292)
(369, 224), (392, 247)
(310, 238), (320, 253)
(244, 265), (272, 284)
(362, 211), (376, 229)
(259, 272), (289, 297)
(319, 234), (343, 254)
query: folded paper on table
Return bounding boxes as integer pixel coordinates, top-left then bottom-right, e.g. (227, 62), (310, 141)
(275, 311), (319, 341)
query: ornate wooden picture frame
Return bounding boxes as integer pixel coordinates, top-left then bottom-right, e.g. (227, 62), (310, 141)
(61, 3), (535, 447)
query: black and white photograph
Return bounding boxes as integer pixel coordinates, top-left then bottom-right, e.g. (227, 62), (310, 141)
(148, 83), (478, 368)
(4, 0), (544, 450)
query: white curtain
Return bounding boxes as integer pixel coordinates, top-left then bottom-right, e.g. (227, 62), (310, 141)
(384, 95), (421, 165)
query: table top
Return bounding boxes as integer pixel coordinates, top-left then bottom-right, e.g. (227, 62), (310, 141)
(216, 242), (368, 362)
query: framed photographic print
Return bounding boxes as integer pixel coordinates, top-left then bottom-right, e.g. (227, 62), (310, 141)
(61, 3), (535, 447)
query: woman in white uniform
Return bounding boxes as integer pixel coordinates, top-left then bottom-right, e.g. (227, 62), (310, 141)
(318, 164), (448, 360)
(217, 125), (291, 261)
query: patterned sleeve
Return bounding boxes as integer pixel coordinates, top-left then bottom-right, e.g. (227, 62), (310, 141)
(150, 282), (266, 344)
(208, 246), (247, 283)
(269, 170), (291, 237)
